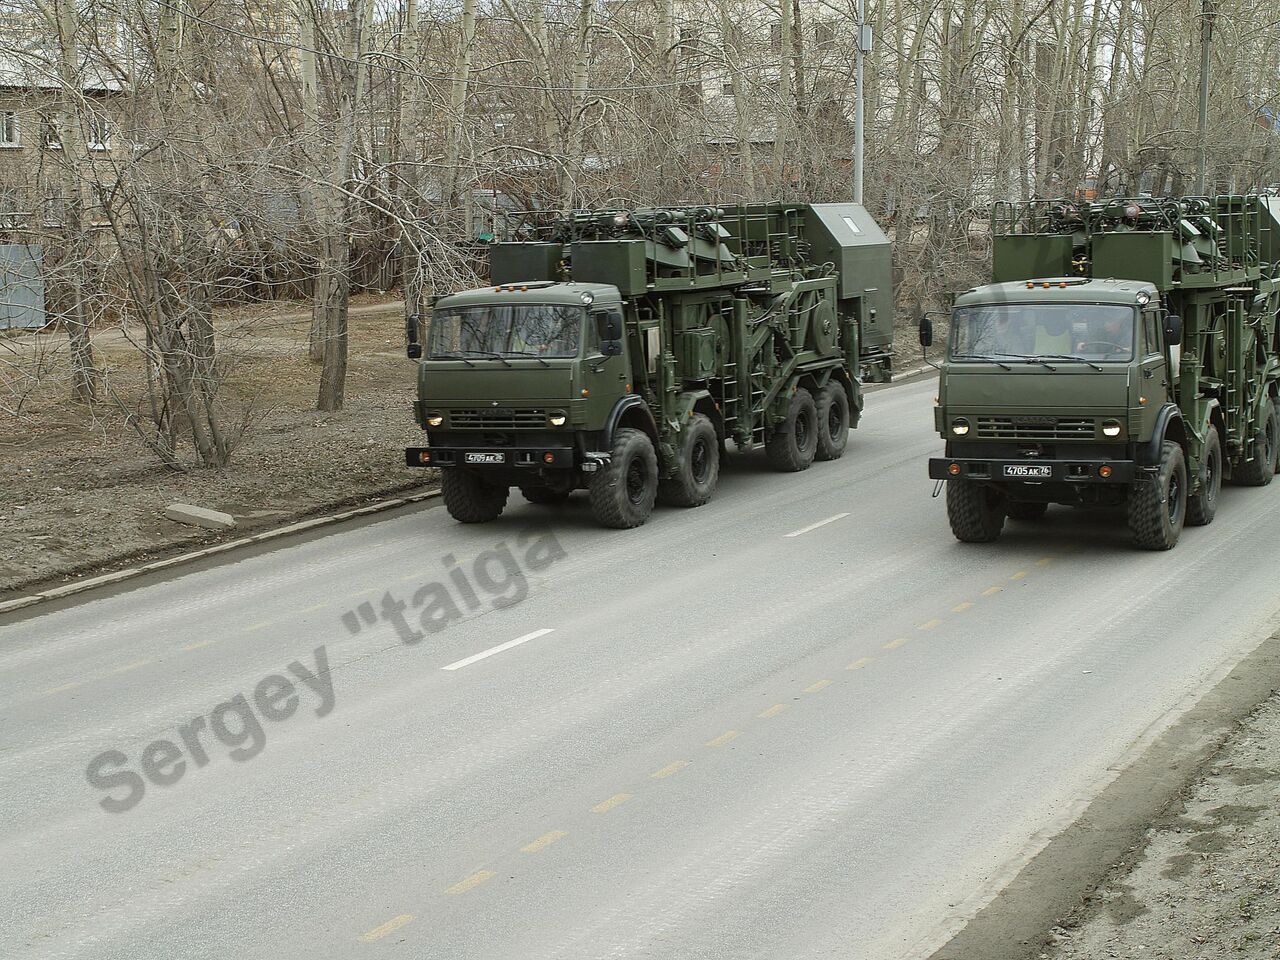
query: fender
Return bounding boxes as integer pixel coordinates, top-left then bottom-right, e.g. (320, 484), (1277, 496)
(602, 394), (659, 447)
(1140, 403), (1184, 465)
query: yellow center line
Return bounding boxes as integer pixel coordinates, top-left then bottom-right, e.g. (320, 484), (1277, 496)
(651, 760), (690, 779)
(757, 703), (788, 719)
(40, 681), (82, 697)
(846, 657), (874, 671)
(350, 587), (379, 597)
(359, 914), (413, 942)
(918, 619), (943, 631)
(1036, 557), (1053, 566)
(952, 601), (974, 613)
(803, 679), (833, 694)
(446, 870), (494, 895)
(591, 793), (632, 814)
(521, 830), (568, 853)
(706, 730), (740, 747)
(981, 586), (1003, 597)
(297, 602), (328, 613)
(882, 638), (908, 650)
(181, 640), (215, 652)
(114, 659), (154, 674)
(243, 620), (274, 633)
(1010, 570), (1028, 581)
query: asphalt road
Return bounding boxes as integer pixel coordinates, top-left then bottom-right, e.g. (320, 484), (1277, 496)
(4, 375), (1280, 960)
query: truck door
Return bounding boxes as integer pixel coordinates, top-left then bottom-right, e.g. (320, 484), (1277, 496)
(1139, 307), (1170, 411)
(582, 306), (630, 415)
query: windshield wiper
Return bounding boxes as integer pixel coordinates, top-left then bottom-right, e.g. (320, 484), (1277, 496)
(504, 350), (551, 367)
(429, 352), (475, 366)
(1035, 354), (1105, 372)
(466, 350), (513, 366)
(953, 353), (1012, 371)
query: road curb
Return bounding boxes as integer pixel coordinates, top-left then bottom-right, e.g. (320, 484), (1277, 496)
(0, 489), (441, 614)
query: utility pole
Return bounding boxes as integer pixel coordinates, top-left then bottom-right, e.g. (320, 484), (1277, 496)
(1195, 0), (1216, 195)
(853, 0), (871, 203)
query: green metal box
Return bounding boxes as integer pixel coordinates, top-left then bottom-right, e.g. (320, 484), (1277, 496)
(676, 328), (718, 380)
(992, 234), (1074, 283)
(569, 240), (649, 295)
(1091, 232), (1174, 289)
(801, 203), (895, 352)
(489, 243), (562, 284)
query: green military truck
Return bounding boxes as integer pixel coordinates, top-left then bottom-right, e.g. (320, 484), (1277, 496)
(404, 203), (894, 528)
(926, 195), (1280, 549)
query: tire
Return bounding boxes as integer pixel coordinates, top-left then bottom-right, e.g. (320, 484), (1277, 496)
(441, 469), (509, 523)
(657, 413), (720, 507)
(765, 388), (818, 472)
(1186, 426), (1222, 527)
(1006, 500), (1049, 521)
(946, 478), (1006, 543)
(814, 383), (851, 462)
(1128, 440), (1187, 550)
(520, 484), (571, 505)
(589, 427), (659, 529)
(1233, 401), (1276, 487)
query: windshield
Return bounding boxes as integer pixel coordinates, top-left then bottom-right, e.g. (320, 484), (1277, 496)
(950, 303), (1136, 362)
(428, 303), (584, 359)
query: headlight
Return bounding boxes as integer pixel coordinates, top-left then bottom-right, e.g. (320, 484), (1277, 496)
(951, 418), (970, 436)
(426, 414), (444, 427)
(548, 412), (567, 427)
(1101, 420), (1122, 438)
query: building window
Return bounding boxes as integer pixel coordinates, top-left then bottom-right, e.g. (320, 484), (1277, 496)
(0, 111), (19, 147)
(814, 21), (835, 46)
(721, 81), (735, 97)
(88, 112), (111, 151)
(40, 112), (61, 150)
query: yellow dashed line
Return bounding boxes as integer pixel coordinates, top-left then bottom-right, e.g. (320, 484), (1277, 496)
(350, 587), (379, 597)
(113, 659), (153, 673)
(758, 703), (788, 719)
(521, 830), (568, 853)
(591, 793), (632, 813)
(446, 870), (494, 895)
(243, 620), (273, 633)
(359, 914), (413, 942)
(982, 586), (1003, 597)
(803, 679), (833, 694)
(1036, 557), (1053, 566)
(297, 602), (328, 613)
(40, 681), (82, 697)
(847, 657), (874, 671)
(706, 730), (740, 747)
(883, 638), (908, 650)
(1010, 570), (1028, 581)
(952, 602), (974, 613)
(918, 619), (943, 631)
(651, 760), (689, 779)
(181, 640), (215, 652)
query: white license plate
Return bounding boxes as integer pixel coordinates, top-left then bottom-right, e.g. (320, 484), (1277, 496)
(1003, 463), (1052, 479)
(464, 452), (506, 465)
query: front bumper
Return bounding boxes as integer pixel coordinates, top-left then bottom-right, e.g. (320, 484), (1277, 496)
(928, 456), (1140, 483)
(406, 446), (576, 469)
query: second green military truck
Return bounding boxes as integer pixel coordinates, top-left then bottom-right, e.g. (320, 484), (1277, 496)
(405, 203), (894, 528)
(927, 195), (1280, 549)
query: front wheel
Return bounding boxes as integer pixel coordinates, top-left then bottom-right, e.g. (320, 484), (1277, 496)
(589, 427), (659, 528)
(946, 479), (1006, 543)
(441, 469), (509, 523)
(1128, 440), (1187, 550)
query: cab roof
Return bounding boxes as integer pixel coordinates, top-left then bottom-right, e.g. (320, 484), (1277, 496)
(435, 281), (620, 310)
(954, 277), (1158, 308)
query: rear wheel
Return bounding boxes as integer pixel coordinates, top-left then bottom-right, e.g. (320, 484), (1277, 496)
(1186, 426), (1222, 526)
(1128, 440), (1187, 550)
(588, 427), (659, 528)
(946, 479), (1006, 543)
(814, 383), (850, 462)
(1234, 401), (1276, 486)
(765, 388), (818, 472)
(658, 413), (720, 507)
(1006, 501), (1049, 521)
(441, 469), (509, 523)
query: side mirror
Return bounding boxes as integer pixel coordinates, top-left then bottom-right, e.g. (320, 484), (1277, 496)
(1164, 313), (1183, 347)
(594, 310), (623, 342)
(600, 340), (623, 357)
(405, 313), (422, 359)
(918, 316), (934, 349)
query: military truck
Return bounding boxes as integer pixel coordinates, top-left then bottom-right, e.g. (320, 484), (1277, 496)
(404, 203), (894, 528)
(925, 195), (1280, 549)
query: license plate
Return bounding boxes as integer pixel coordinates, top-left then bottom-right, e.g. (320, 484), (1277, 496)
(464, 452), (506, 465)
(1003, 463), (1052, 479)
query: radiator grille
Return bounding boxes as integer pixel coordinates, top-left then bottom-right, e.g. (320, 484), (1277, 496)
(976, 417), (1094, 441)
(450, 408), (547, 430)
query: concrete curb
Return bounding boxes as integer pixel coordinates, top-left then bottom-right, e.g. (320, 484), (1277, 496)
(0, 489), (441, 614)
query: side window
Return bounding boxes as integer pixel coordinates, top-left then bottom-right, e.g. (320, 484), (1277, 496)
(1142, 312), (1162, 357)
